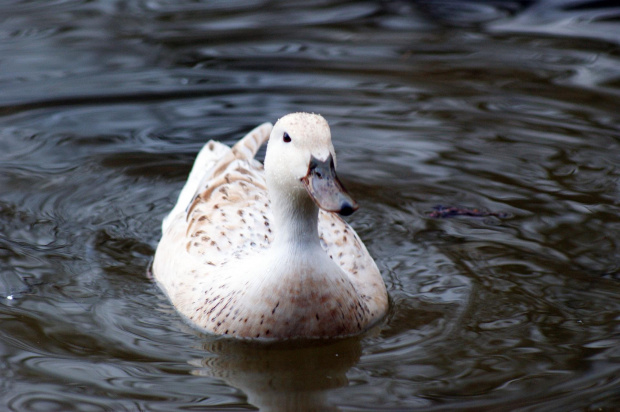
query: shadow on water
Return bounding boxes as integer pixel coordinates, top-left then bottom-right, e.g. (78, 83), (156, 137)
(0, 0), (620, 410)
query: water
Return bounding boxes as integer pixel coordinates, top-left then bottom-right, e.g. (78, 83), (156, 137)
(1, 0), (619, 410)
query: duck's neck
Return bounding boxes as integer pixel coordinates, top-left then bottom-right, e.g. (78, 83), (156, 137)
(269, 186), (322, 251)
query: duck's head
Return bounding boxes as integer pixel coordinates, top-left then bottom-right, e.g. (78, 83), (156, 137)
(264, 113), (358, 216)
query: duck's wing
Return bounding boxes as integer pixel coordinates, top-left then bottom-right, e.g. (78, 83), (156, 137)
(163, 122), (272, 233)
(318, 210), (388, 320)
(160, 122), (274, 268)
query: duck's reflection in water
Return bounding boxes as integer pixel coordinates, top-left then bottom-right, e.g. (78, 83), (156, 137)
(191, 336), (363, 411)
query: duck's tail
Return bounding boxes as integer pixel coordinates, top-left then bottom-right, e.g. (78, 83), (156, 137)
(231, 122), (273, 160)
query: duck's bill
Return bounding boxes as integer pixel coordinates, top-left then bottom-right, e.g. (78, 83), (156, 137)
(301, 154), (359, 216)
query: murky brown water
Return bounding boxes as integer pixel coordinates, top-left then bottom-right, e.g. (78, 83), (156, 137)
(1, 1), (619, 411)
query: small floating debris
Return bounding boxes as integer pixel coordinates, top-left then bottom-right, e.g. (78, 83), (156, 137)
(428, 205), (509, 219)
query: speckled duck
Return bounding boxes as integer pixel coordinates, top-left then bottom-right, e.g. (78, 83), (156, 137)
(153, 113), (388, 339)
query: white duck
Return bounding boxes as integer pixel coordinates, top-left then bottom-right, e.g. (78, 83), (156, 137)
(153, 113), (388, 339)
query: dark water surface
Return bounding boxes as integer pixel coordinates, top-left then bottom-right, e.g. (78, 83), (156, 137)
(1, 1), (619, 410)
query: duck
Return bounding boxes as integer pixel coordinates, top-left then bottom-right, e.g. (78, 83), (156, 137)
(153, 112), (388, 339)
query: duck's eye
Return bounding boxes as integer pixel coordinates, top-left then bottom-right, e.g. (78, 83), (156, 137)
(283, 132), (291, 143)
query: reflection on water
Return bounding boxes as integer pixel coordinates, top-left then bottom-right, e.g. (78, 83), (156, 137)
(1, 0), (619, 410)
(192, 337), (363, 412)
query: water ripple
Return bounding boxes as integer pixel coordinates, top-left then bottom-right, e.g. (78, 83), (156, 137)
(0, 0), (619, 410)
